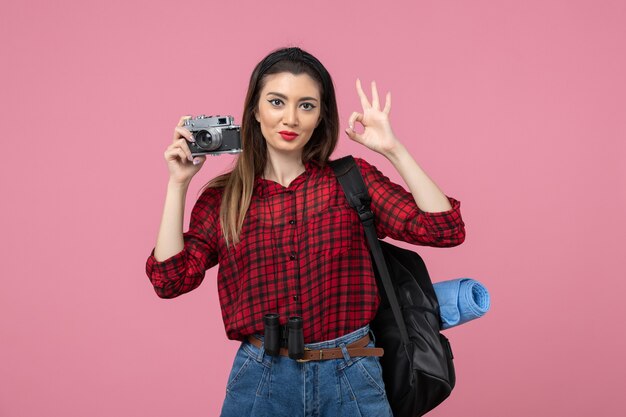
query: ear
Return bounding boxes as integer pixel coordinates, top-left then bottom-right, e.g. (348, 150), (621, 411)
(254, 109), (260, 123)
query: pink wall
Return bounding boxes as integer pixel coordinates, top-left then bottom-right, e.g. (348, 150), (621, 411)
(1, 0), (625, 416)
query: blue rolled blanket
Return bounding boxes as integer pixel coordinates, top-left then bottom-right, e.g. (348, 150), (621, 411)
(433, 278), (491, 330)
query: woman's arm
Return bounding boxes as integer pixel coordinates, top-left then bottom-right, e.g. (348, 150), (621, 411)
(154, 115), (207, 260)
(145, 116), (216, 298)
(154, 181), (189, 261)
(355, 157), (464, 247)
(345, 79), (452, 213)
(382, 143), (452, 213)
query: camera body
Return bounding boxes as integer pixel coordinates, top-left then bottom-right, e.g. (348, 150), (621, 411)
(183, 115), (242, 156)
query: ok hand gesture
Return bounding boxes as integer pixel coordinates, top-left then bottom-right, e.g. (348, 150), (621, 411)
(345, 79), (400, 156)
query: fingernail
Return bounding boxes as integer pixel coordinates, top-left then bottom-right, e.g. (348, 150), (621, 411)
(189, 135), (195, 142)
(188, 155), (193, 161)
(193, 158), (200, 165)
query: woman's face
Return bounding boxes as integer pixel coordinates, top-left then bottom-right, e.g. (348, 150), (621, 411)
(255, 72), (322, 158)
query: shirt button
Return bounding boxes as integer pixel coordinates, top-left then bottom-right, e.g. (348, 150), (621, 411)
(289, 220), (295, 225)
(289, 254), (296, 260)
(293, 295), (299, 301)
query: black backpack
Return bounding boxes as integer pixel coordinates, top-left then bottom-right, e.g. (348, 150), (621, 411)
(330, 156), (455, 417)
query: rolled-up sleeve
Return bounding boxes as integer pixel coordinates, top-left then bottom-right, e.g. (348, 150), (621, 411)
(355, 157), (466, 247)
(145, 187), (221, 298)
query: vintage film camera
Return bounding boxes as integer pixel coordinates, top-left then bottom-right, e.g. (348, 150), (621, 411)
(183, 115), (242, 156)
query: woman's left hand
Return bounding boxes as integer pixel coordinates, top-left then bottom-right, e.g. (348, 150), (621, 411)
(345, 79), (401, 156)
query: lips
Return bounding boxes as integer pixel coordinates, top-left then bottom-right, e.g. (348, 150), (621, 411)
(279, 131), (299, 141)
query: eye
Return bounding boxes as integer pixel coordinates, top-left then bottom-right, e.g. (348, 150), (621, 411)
(268, 99), (283, 106)
(300, 102), (317, 111)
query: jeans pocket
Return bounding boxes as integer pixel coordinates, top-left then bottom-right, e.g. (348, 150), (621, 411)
(339, 355), (387, 400)
(356, 356), (386, 396)
(225, 346), (253, 393)
(226, 344), (272, 400)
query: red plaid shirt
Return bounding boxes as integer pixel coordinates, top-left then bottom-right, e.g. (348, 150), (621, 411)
(145, 157), (465, 343)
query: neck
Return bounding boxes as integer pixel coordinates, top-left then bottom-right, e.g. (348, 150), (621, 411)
(263, 149), (305, 188)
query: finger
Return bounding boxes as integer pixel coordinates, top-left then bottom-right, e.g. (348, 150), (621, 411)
(371, 81), (380, 110)
(348, 111), (363, 130)
(165, 147), (187, 163)
(177, 148), (190, 163)
(344, 126), (364, 143)
(356, 78), (371, 109)
(179, 138), (194, 161)
(172, 138), (194, 161)
(383, 92), (392, 114)
(192, 155), (206, 166)
(177, 115), (192, 127)
(173, 126), (195, 142)
(165, 147), (190, 164)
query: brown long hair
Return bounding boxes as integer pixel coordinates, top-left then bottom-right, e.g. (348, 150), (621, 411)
(202, 47), (340, 247)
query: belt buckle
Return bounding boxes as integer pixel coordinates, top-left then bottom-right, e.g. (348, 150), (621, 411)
(296, 347), (312, 363)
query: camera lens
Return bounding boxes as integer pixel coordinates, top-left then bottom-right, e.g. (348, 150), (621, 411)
(195, 128), (223, 151)
(195, 130), (212, 149)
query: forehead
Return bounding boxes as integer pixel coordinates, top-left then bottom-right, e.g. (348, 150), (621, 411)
(260, 72), (321, 99)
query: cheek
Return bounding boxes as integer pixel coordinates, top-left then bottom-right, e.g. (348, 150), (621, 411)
(259, 107), (279, 124)
(257, 111), (273, 130)
(306, 113), (322, 130)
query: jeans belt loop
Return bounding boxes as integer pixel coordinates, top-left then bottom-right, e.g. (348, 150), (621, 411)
(339, 342), (352, 366)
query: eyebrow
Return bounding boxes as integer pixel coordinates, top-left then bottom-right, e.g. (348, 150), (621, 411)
(266, 92), (319, 102)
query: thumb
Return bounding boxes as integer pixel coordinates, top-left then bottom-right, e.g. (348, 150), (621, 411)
(192, 155), (207, 166)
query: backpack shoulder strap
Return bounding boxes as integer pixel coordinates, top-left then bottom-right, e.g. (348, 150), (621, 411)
(329, 156), (409, 344)
(328, 156), (372, 215)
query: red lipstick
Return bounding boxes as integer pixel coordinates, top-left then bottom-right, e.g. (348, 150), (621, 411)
(279, 131), (299, 141)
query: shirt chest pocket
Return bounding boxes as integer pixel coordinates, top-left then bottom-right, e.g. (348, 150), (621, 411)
(304, 205), (360, 258)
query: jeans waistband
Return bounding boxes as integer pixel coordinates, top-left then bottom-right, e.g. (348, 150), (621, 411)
(249, 325), (371, 350)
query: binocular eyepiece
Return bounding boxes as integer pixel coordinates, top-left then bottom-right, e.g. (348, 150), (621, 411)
(263, 313), (305, 360)
(263, 313), (281, 356)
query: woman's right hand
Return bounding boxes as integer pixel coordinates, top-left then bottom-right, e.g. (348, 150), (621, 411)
(164, 115), (207, 185)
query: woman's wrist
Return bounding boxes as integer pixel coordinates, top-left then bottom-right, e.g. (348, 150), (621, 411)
(382, 139), (408, 164)
(167, 178), (191, 191)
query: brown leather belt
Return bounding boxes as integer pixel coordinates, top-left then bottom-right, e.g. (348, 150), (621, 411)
(247, 334), (384, 362)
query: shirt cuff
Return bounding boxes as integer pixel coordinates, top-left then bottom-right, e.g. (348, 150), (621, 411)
(145, 248), (187, 285)
(418, 197), (465, 239)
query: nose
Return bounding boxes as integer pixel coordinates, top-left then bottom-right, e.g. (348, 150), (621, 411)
(282, 105), (298, 126)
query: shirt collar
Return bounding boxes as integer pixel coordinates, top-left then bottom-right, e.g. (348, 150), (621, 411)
(253, 159), (323, 198)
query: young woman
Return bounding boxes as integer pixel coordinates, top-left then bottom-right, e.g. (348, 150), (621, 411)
(146, 47), (465, 416)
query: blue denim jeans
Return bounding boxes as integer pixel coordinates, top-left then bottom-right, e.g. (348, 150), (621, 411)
(219, 325), (393, 417)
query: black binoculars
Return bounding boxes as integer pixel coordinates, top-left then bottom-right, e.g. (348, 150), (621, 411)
(263, 313), (305, 360)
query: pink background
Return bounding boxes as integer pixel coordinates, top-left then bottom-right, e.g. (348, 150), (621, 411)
(1, 0), (625, 416)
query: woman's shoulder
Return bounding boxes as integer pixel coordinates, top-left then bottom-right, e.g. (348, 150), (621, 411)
(194, 184), (225, 210)
(195, 171), (232, 203)
(328, 155), (374, 169)
(352, 156), (374, 170)
(332, 155), (383, 180)
(330, 155), (373, 168)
